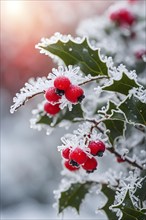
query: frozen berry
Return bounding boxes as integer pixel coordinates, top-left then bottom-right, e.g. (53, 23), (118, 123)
(110, 9), (135, 26)
(62, 148), (71, 160)
(54, 76), (71, 92)
(135, 49), (146, 60)
(45, 87), (60, 102)
(117, 156), (125, 163)
(88, 141), (105, 157)
(64, 160), (80, 171)
(82, 157), (98, 173)
(110, 11), (119, 22)
(65, 85), (85, 103)
(44, 102), (60, 115)
(69, 147), (88, 166)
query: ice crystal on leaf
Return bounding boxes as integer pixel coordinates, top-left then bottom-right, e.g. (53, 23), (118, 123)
(129, 87), (146, 104)
(36, 32), (85, 62)
(111, 169), (145, 218)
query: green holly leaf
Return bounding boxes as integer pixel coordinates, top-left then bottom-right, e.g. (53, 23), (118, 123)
(112, 191), (146, 220)
(121, 207), (146, 220)
(134, 171), (146, 203)
(102, 73), (139, 95)
(101, 185), (117, 219)
(36, 104), (83, 127)
(101, 101), (126, 121)
(121, 212), (137, 220)
(104, 119), (125, 145)
(105, 101), (117, 115)
(118, 95), (146, 126)
(58, 181), (94, 214)
(39, 38), (108, 76)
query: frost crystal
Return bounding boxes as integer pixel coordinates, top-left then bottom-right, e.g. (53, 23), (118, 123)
(111, 169), (145, 219)
(36, 32), (85, 63)
(58, 122), (108, 158)
(10, 77), (49, 114)
(129, 87), (146, 103)
(10, 65), (83, 114)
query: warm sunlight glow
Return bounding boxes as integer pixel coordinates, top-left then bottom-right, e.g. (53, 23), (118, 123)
(4, 0), (26, 18)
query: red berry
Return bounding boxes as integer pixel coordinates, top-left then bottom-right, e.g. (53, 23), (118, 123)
(69, 147), (88, 165)
(62, 148), (71, 159)
(64, 160), (80, 171)
(88, 141), (105, 157)
(54, 76), (71, 91)
(110, 11), (119, 22)
(82, 157), (98, 173)
(65, 85), (85, 103)
(135, 49), (146, 60)
(45, 87), (60, 102)
(44, 102), (60, 115)
(117, 156), (125, 163)
(110, 9), (135, 26)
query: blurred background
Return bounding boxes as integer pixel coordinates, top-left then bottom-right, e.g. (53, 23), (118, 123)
(1, 1), (115, 219)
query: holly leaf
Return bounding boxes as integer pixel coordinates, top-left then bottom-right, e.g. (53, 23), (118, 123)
(58, 181), (94, 214)
(121, 212), (137, 220)
(39, 38), (108, 76)
(118, 95), (146, 126)
(101, 185), (117, 219)
(104, 119), (125, 145)
(113, 192), (146, 220)
(101, 101), (126, 121)
(36, 104), (83, 127)
(102, 73), (139, 95)
(121, 207), (146, 220)
(134, 171), (146, 203)
(105, 101), (117, 115)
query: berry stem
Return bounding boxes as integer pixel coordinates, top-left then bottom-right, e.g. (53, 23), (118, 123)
(13, 75), (108, 112)
(75, 118), (144, 170)
(79, 75), (109, 86)
(107, 147), (144, 170)
(14, 91), (45, 111)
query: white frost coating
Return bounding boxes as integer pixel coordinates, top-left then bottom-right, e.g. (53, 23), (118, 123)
(129, 87), (146, 103)
(111, 169), (145, 219)
(35, 32), (105, 65)
(102, 63), (140, 89)
(58, 122), (108, 156)
(10, 65), (83, 114)
(35, 32), (85, 60)
(77, 0), (146, 67)
(10, 77), (50, 114)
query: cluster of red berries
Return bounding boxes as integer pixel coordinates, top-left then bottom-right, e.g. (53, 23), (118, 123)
(44, 76), (84, 115)
(110, 8), (136, 27)
(62, 140), (106, 173)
